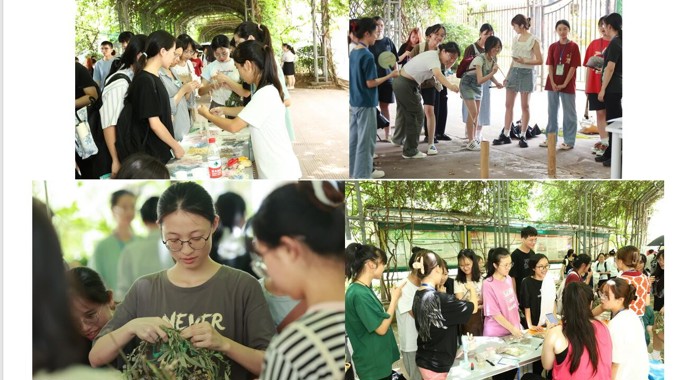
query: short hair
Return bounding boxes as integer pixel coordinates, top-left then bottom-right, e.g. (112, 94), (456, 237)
(521, 226), (538, 238)
(439, 41), (460, 56)
(100, 41), (113, 48)
(140, 196), (160, 223)
(118, 31), (134, 43)
(110, 189), (135, 209)
(115, 153), (170, 179)
(555, 20), (571, 30)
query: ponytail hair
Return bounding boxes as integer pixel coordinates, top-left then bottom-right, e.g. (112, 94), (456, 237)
(118, 34), (147, 74)
(414, 250), (441, 280)
(600, 278), (636, 309)
(604, 12), (622, 39)
(234, 21), (272, 48)
(616, 245), (639, 268)
(345, 243), (386, 281)
(283, 43), (296, 55)
(485, 247), (510, 279)
(145, 30), (175, 59)
(233, 40), (284, 101)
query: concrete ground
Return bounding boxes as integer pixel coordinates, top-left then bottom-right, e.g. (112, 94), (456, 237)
(197, 84), (349, 179)
(374, 89), (611, 179)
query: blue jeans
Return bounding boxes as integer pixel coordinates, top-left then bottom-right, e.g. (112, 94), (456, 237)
(546, 91), (577, 146)
(349, 106), (376, 178)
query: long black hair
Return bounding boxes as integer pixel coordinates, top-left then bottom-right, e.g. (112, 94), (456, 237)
(68, 267), (111, 305)
(562, 282), (601, 375)
(604, 12), (622, 39)
(33, 198), (87, 373)
(233, 40), (284, 101)
(455, 249), (481, 283)
(107, 34), (148, 79)
(652, 250), (664, 297)
(485, 247), (510, 280)
(145, 30), (176, 59)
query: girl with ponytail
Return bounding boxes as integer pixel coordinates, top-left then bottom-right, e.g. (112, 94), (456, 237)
(600, 278), (648, 379)
(125, 30), (185, 164)
(412, 250), (477, 379)
(250, 181), (345, 379)
(197, 39), (301, 179)
(345, 243), (404, 380)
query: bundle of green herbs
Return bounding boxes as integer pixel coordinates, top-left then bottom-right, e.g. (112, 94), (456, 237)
(122, 326), (230, 380)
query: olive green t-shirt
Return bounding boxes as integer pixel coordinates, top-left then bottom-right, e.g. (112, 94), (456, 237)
(96, 266), (275, 380)
(345, 282), (400, 379)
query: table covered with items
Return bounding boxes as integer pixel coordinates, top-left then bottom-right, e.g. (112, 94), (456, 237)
(167, 121), (255, 179)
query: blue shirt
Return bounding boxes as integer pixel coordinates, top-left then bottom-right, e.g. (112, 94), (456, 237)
(349, 48), (378, 107)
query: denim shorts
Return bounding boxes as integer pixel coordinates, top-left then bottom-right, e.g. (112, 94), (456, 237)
(460, 73), (482, 100)
(506, 67), (534, 93)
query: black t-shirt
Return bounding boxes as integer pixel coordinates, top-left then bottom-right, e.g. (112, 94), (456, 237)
(519, 276), (543, 327)
(128, 70), (174, 163)
(602, 36), (622, 94)
(368, 37), (398, 77)
(413, 289), (474, 373)
(76, 62), (97, 101)
(397, 42), (412, 66)
(510, 248), (535, 297)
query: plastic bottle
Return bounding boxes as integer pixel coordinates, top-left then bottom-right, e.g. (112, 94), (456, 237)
(207, 137), (222, 178)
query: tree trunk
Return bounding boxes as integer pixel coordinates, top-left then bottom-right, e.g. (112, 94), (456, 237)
(320, 0), (339, 85)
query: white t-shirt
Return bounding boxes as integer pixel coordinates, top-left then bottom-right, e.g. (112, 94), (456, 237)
(99, 68), (134, 129)
(605, 257), (620, 277)
(395, 278), (419, 352)
(403, 50), (441, 85)
(453, 278), (483, 301)
(201, 59), (240, 105)
(593, 261), (611, 281)
(511, 34), (540, 69)
(608, 308), (649, 380)
(238, 85), (301, 179)
(281, 51), (296, 63)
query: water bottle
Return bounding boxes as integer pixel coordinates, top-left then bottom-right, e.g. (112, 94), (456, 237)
(207, 137), (222, 178)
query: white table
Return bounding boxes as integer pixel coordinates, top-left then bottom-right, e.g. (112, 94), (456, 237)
(446, 335), (544, 380)
(606, 117), (622, 179)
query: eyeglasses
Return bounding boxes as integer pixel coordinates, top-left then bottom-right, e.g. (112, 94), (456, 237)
(498, 262), (514, 269)
(162, 234), (210, 252)
(598, 291), (609, 300)
(79, 309), (101, 326)
(536, 265), (549, 271)
(184, 50), (195, 55)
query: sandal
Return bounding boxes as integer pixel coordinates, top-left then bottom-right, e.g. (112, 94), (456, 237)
(558, 143), (574, 150)
(539, 140), (549, 147)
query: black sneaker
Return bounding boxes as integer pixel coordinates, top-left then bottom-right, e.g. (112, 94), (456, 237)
(532, 124), (542, 136)
(525, 128), (535, 139)
(437, 134), (453, 141)
(492, 132), (512, 145)
(510, 124), (520, 139)
(595, 154), (611, 162)
(519, 137), (529, 148)
(603, 159), (611, 167)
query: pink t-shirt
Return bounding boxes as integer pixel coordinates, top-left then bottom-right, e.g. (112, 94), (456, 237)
(482, 275), (521, 336)
(552, 320), (612, 380)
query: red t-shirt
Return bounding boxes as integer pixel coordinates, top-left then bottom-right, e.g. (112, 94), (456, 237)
(564, 271), (582, 286)
(545, 40), (581, 94)
(583, 38), (611, 94)
(552, 320), (612, 380)
(190, 58), (203, 77)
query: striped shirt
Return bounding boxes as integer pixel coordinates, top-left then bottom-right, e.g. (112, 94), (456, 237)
(261, 307), (345, 380)
(99, 68), (134, 129)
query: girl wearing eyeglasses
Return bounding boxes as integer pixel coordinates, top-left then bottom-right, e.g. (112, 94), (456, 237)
(346, 243), (404, 380)
(89, 182), (276, 380)
(250, 181), (345, 380)
(454, 249), (484, 336)
(198, 34), (243, 112)
(68, 267), (116, 343)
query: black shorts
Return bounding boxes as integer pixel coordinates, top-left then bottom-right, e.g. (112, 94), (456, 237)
(420, 86), (436, 106)
(588, 93), (606, 111)
(604, 92), (622, 121)
(377, 80), (395, 103)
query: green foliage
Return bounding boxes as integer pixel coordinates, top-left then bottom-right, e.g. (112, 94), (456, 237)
(296, 45), (323, 74)
(440, 22), (477, 65)
(123, 327), (230, 380)
(75, 0), (119, 57)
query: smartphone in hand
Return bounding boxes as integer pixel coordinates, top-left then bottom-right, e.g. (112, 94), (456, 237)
(546, 313), (558, 325)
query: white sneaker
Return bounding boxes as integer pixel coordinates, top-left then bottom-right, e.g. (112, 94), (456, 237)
(390, 137), (402, 146)
(465, 140), (481, 151)
(539, 140), (549, 147)
(402, 151), (427, 159)
(427, 145), (438, 155)
(371, 170), (385, 179)
(373, 153), (378, 159)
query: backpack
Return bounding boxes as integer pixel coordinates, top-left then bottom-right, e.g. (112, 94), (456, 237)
(456, 55), (476, 78)
(114, 75), (155, 164)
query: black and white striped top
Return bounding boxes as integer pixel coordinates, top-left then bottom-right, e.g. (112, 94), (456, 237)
(261, 308), (345, 380)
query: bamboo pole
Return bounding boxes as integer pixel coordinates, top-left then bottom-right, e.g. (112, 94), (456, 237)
(548, 133), (557, 178)
(481, 141), (490, 178)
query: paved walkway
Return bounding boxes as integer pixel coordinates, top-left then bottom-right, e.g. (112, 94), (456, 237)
(197, 86), (349, 179)
(374, 89), (611, 179)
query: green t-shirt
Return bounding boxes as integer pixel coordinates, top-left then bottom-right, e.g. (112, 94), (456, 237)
(345, 282), (400, 379)
(90, 233), (136, 300)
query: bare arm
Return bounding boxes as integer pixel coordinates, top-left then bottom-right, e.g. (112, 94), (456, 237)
(76, 86), (98, 109)
(611, 363), (620, 380)
(433, 70), (459, 92)
(90, 317), (172, 367)
(148, 117), (184, 158)
(367, 70), (399, 89)
(198, 105), (248, 133)
(599, 61), (616, 95)
(211, 106), (245, 117)
(492, 314), (523, 337)
(375, 283), (405, 335)
(525, 308), (535, 329)
(102, 127), (120, 175)
(476, 63), (499, 85)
